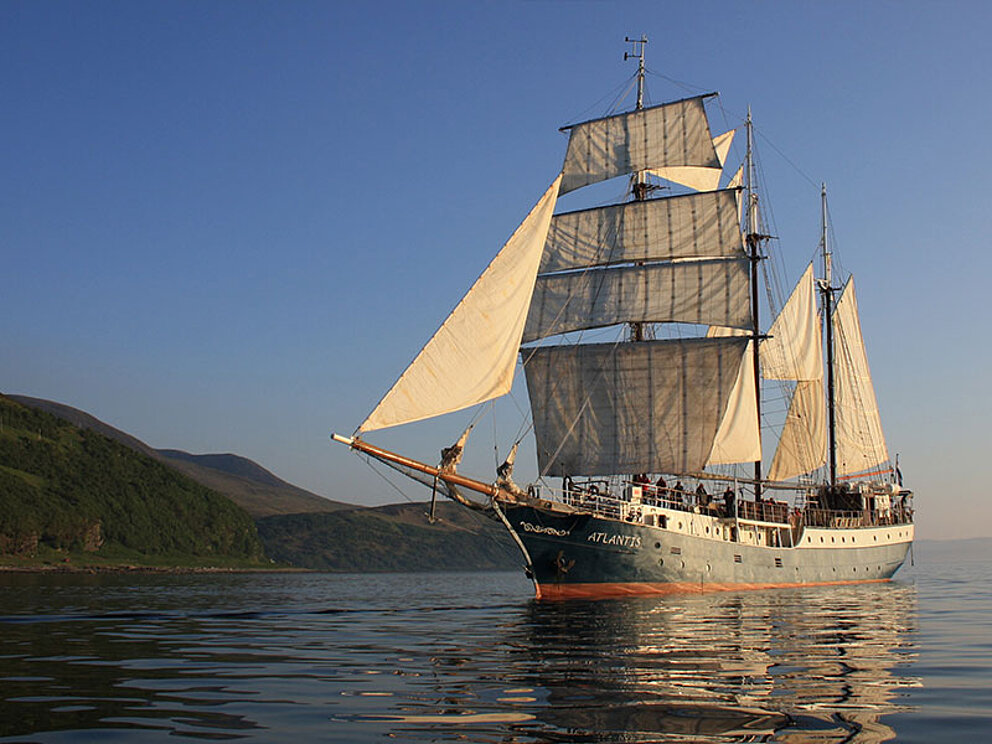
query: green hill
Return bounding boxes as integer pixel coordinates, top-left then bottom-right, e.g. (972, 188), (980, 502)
(257, 501), (520, 572)
(0, 394), (266, 568)
(10, 396), (350, 518)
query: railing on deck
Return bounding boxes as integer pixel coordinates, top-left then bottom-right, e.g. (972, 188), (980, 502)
(550, 482), (914, 531)
(802, 506), (914, 528)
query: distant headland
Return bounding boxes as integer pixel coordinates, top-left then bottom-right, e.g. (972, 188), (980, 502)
(1, 394), (515, 572)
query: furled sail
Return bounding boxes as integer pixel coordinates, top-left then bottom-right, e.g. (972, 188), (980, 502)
(768, 379), (827, 481)
(357, 176), (561, 433)
(648, 129), (736, 193)
(832, 278), (889, 475)
(523, 257), (752, 343)
(524, 337), (750, 476)
(539, 189), (743, 274)
(560, 95), (719, 194)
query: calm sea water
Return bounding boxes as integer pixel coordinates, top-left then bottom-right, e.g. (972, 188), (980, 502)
(0, 541), (989, 743)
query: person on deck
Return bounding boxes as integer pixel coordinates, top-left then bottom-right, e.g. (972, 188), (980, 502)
(722, 486), (736, 517)
(655, 476), (667, 506)
(674, 481), (686, 508)
(695, 482), (710, 507)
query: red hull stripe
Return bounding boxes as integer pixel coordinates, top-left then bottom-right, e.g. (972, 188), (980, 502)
(535, 578), (891, 600)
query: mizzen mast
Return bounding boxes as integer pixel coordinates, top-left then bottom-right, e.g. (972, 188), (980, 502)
(820, 183), (838, 487)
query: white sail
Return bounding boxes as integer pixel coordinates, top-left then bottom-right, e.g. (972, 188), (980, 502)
(523, 257), (752, 343)
(524, 337), (749, 476)
(540, 189), (743, 274)
(647, 129), (735, 193)
(767, 379), (827, 481)
(358, 176), (561, 433)
(560, 96), (719, 194)
(728, 165), (744, 222)
(764, 264), (828, 479)
(705, 330), (761, 466)
(762, 263), (822, 381)
(833, 278), (890, 475)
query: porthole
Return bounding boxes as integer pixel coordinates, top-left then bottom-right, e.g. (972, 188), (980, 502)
(658, 558), (664, 567)
(831, 537), (835, 543)
(841, 537), (845, 543)
(678, 522), (683, 530)
(807, 536), (812, 543)
(705, 526), (710, 534)
(654, 542), (661, 549)
(680, 560), (686, 569)
(820, 536), (824, 543)
(706, 563), (711, 572)
(874, 536), (877, 542)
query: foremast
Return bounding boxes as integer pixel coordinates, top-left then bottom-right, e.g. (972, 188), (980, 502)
(626, 35), (651, 342)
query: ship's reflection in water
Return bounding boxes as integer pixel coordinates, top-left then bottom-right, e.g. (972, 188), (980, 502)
(0, 573), (919, 743)
(380, 583), (918, 743)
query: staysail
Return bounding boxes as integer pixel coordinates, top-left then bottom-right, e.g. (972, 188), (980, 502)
(765, 264), (828, 481)
(648, 129), (736, 193)
(768, 380), (827, 481)
(832, 278), (889, 475)
(704, 328), (761, 467)
(357, 176), (561, 433)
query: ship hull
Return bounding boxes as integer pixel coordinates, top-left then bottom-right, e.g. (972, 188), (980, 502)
(501, 502), (913, 600)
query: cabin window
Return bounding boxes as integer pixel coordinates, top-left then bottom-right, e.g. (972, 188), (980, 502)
(775, 558), (783, 568)
(670, 546), (682, 555)
(734, 554), (742, 563)
(659, 515), (668, 529)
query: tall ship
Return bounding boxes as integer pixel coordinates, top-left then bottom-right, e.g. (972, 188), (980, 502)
(333, 39), (914, 599)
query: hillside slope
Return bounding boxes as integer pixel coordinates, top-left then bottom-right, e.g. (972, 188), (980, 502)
(0, 394), (265, 565)
(257, 501), (520, 572)
(9, 396), (349, 518)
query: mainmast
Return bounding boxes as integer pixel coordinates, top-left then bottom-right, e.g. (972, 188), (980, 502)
(820, 184), (838, 487)
(745, 109), (765, 497)
(625, 35), (650, 342)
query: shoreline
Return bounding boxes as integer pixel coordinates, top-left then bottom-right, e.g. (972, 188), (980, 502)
(0, 563), (308, 574)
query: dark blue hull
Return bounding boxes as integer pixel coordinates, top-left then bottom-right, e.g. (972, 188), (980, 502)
(500, 502), (913, 599)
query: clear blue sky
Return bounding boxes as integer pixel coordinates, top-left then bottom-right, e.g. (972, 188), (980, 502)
(3, 1), (989, 539)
